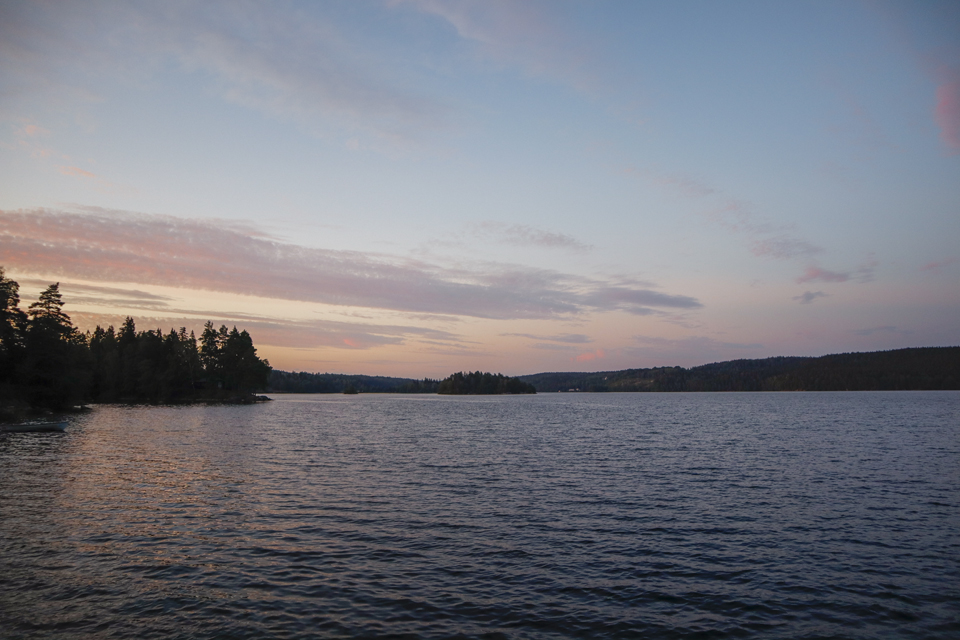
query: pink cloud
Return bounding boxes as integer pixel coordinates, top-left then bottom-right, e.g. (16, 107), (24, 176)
(920, 257), (957, 271)
(59, 165), (97, 178)
(934, 70), (960, 152)
(574, 348), (604, 362)
(22, 124), (48, 137)
(796, 266), (849, 284)
(0, 208), (702, 320)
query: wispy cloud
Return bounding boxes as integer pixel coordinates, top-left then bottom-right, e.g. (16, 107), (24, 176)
(793, 291), (828, 305)
(0, 1), (448, 144)
(796, 258), (876, 284)
(395, 0), (597, 92)
(19, 280), (173, 303)
(21, 123), (49, 137)
(630, 168), (827, 269)
(501, 332), (592, 344)
(55, 164), (129, 194)
(69, 309), (462, 352)
(59, 165), (97, 178)
(473, 222), (591, 251)
(920, 257), (957, 271)
(19, 279), (175, 311)
(796, 267), (849, 284)
(10, 120), (63, 160)
(1, 208), (702, 321)
(751, 236), (822, 260)
(852, 325), (910, 337)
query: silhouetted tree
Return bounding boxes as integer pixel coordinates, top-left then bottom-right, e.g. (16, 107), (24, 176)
(0, 268), (272, 410)
(89, 325), (120, 401)
(22, 283), (90, 410)
(117, 316), (139, 399)
(0, 268), (27, 390)
(199, 321), (221, 389)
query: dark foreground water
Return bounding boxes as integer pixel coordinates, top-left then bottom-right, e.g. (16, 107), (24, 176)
(1, 392), (958, 639)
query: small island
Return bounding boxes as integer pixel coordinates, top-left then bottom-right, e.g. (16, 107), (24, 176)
(437, 371), (536, 395)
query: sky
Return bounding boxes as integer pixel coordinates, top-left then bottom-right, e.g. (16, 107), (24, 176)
(1, 0), (958, 378)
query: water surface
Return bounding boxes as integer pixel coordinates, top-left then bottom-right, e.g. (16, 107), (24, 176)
(1, 392), (958, 638)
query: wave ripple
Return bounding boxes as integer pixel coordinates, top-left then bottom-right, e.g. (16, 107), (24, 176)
(2, 392), (959, 638)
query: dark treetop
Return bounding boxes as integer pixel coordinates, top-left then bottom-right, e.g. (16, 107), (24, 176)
(0, 268), (271, 416)
(437, 371), (537, 395)
(267, 370), (440, 394)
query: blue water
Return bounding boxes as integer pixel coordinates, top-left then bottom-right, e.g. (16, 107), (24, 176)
(1, 392), (958, 639)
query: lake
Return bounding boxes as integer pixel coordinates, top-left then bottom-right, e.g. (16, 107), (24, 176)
(1, 392), (958, 639)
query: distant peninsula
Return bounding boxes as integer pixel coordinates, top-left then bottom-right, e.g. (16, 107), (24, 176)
(516, 347), (960, 392)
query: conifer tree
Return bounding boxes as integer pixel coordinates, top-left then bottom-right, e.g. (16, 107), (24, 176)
(23, 283), (90, 409)
(0, 267), (272, 410)
(0, 268), (27, 388)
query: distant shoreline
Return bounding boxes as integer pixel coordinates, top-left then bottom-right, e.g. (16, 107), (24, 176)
(267, 347), (960, 394)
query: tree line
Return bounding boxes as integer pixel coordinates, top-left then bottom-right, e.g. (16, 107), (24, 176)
(1, 268), (271, 415)
(267, 370), (440, 394)
(518, 348), (960, 392)
(266, 370), (537, 395)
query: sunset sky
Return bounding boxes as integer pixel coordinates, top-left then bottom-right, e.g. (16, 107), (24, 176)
(2, 1), (958, 377)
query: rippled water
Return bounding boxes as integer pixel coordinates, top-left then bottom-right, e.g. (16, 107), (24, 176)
(1, 392), (958, 639)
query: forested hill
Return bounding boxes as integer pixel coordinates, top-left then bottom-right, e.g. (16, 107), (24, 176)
(518, 347), (960, 392)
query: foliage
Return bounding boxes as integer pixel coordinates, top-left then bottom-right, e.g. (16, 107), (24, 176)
(86, 319), (270, 403)
(0, 268), (27, 393)
(268, 370), (439, 394)
(22, 283), (91, 410)
(518, 349), (960, 392)
(0, 269), (272, 413)
(437, 371), (536, 395)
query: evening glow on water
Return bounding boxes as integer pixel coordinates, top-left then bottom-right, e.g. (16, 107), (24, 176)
(2, 394), (958, 638)
(1, 1), (958, 376)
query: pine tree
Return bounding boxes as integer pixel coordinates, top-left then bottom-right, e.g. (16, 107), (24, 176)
(89, 325), (120, 401)
(23, 283), (90, 409)
(117, 317), (139, 399)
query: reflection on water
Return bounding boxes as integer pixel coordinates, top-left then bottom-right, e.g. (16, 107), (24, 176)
(1, 392), (958, 639)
